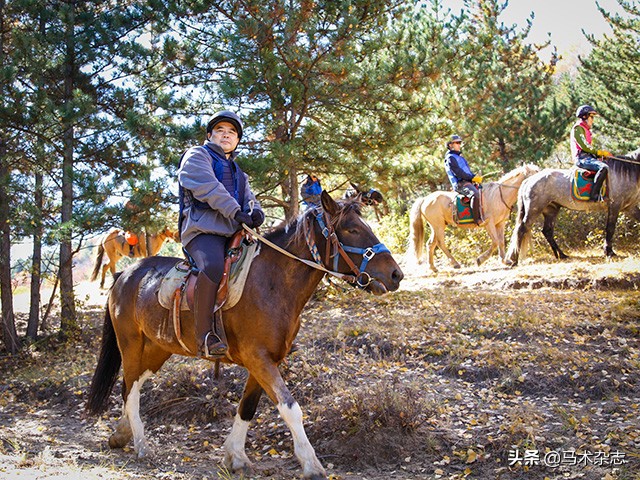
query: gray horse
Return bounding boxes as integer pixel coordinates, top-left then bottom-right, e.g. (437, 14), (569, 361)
(506, 150), (640, 265)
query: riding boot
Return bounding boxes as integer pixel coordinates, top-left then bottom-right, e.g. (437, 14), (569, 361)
(194, 271), (227, 358)
(470, 196), (483, 225)
(590, 169), (607, 202)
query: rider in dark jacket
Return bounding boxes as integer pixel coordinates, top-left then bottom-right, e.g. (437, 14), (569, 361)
(178, 110), (265, 358)
(444, 134), (483, 225)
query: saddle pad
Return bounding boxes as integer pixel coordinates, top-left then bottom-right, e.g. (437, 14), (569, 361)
(454, 195), (475, 224)
(571, 168), (607, 201)
(157, 241), (259, 311)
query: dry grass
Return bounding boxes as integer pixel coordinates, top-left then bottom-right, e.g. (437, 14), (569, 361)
(1, 252), (640, 479)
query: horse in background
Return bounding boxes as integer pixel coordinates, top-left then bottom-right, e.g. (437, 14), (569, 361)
(506, 151), (640, 265)
(344, 182), (388, 220)
(409, 164), (540, 272)
(86, 192), (403, 479)
(90, 226), (177, 288)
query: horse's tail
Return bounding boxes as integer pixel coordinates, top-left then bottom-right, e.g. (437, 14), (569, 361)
(505, 191), (531, 265)
(86, 302), (122, 415)
(90, 244), (105, 282)
(408, 198), (425, 263)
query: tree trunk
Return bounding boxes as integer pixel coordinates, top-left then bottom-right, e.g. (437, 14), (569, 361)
(0, 143), (19, 354)
(59, 3), (77, 338)
(288, 166), (299, 220)
(27, 170), (43, 340)
(497, 137), (509, 171)
(0, 0), (19, 354)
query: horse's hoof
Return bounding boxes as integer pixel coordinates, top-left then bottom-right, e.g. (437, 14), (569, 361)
(306, 474), (328, 480)
(453, 264), (461, 269)
(135, 440), (151, 458)
(224, 452), (253, 474)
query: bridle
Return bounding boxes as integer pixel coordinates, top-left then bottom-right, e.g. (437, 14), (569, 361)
(304, 207), (390, 288)
(361, 189), (381, 207)
(493, 174), (524, 212)
(241, 205), (391, 289)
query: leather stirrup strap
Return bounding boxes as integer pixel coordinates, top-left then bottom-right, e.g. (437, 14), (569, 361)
(173, 270), (194, 354)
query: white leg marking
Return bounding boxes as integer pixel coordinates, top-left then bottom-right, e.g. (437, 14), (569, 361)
(124, 369), (153, 458)
(278, 402), (326, 478)
(223, 414), (252, 471)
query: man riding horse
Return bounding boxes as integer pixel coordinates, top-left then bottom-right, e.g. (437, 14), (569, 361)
(444, 134), (484, 225)
(178, 110), (265, 359)
(571, 104), (613, 201)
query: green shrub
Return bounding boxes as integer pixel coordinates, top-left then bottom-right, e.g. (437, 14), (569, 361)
(374, 211), (410, 255)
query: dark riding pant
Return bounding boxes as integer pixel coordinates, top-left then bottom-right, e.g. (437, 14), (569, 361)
(455, 182), (482, 224)
(577, 154), (609, 200)
(184, 233), (228, 283)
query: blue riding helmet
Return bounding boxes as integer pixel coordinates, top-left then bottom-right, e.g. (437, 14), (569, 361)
(576, 105), (597, 120)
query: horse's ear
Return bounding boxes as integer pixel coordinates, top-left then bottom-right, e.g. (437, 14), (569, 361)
(349, 182), (360, 193)
(320, 190), (339, 215)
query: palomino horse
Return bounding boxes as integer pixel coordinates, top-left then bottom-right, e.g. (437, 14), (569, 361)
(344, 182), (388, 220)
(409, 164), (540, 272)
(86, 192), (403, 480)
(90, 227), (177, 288)
(506, 151), (640, 265)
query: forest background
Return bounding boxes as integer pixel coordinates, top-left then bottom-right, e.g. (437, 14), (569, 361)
(1, 0), (640, 353)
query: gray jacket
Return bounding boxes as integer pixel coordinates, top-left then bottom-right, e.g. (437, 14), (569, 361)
(178, 141), (262, 246)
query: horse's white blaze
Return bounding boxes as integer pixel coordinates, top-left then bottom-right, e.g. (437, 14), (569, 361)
(277, 401), (326, 477)
(223, 414), (252, 469)
(124, 369), (153, 457)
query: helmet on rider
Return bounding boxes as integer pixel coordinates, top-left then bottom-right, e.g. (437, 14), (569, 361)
(576, 105), (597, 120)
(206, 110), (243, 140)
(446, 134), (463, 149)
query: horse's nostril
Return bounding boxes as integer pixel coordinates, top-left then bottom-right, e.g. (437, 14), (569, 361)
(392, 269), (404, 282)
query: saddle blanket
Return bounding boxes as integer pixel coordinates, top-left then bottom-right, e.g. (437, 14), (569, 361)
(157, 241), (259, 312)
(571, 168), (607, 201)
(453, 195), (475, 224)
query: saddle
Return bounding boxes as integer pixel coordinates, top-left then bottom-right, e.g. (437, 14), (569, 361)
(452, 194), (483, 225)
(571, 168), (607, 201)
(156, 231), (259, 354)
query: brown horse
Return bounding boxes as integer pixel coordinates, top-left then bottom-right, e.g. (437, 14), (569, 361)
(344, 182), (388, 220)
(408, 164), (540, 272)
(86, 192), (403, 480)
(90, 227), (177, 288)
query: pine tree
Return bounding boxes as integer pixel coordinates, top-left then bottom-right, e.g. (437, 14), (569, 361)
(5, 0), (163, 340)
(444, 0), (567, 173)
(579, 0), (640, 153)
(165, 0), (423, 219)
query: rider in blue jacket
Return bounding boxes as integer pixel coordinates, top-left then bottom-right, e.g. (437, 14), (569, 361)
(444, 134), (483, 225)
(300, 174), (322, 211)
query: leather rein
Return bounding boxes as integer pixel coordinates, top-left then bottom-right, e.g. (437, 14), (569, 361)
(242, 207), (390, 289)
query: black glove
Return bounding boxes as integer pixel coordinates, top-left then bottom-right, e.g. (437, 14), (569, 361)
(250, 209), (265, 228)
(234, 210), (253, 227)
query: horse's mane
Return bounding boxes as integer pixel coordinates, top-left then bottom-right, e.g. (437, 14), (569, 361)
(610, 148), (640, 179)
(494, 164), (539, 184)
(264, 197), (364, 249)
